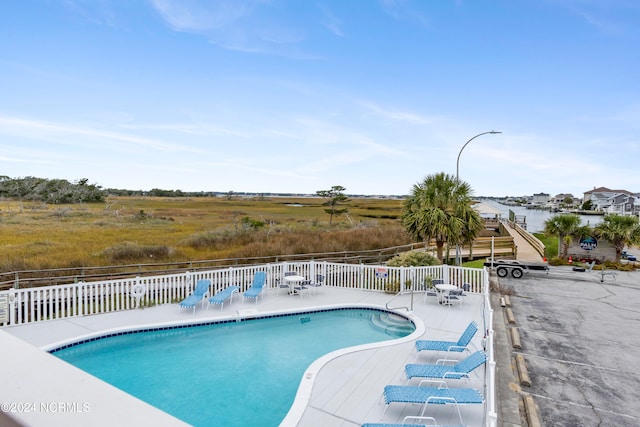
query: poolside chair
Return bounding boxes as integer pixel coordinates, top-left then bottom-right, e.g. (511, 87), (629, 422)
(302, 274), (325, 294)
(415, 321), (478, 358)
(362, 415), (464, 427)
(442, 290), (464, 309)
(405, 351), (487, 382)
(277, 271), (297, 295)
(243, 271), (267, 303)
(424, 279), (443, 303)
(207, 285), (240, 310)
(178, 279), (211, 314)
(382, 383), (484, 422)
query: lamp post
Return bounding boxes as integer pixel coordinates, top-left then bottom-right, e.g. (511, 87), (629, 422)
(456, 131), (502, 181)
(455, 130), (502, 265)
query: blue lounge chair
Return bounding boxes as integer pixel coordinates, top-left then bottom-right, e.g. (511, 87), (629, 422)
(382, 384), (483, 423)
(178, 279), (211, 314)
(383, 384), (484, 406)
(415, 321), (478, 357)
(362, 415), (463, 427)
(243, 271), (267, 303)
(405, 351), (487, 381)
(362, 416), (464, 427)
(208, 286), (240, 310)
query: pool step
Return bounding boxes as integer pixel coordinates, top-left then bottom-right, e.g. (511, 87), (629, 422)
(369, 312), (414, 336)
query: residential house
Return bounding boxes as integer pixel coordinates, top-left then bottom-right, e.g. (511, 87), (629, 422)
(551, 193), (578, 208)
(532, 192), (550, 205)
(583, 187), (637, 214)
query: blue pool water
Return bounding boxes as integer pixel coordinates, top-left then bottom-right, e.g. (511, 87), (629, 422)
(52, 308), (414, 427)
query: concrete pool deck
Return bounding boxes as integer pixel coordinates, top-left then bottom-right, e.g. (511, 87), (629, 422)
(1, 287), (494, 427)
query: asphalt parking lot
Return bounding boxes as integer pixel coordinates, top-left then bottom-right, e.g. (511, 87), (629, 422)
(496, 266), (640, 426)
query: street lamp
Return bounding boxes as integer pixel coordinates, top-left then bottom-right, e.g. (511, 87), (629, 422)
(455, 130), (502, 265)
(456, 130), (502, 181)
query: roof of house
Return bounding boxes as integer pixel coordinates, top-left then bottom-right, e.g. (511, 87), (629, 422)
(584, 186), (633, 195)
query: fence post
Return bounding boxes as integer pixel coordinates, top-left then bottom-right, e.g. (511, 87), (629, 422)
(409, 266), (415, 311)
(14, 272), (20, 290)
(8, 289), (16, 325)
(309, 260), (316, 283)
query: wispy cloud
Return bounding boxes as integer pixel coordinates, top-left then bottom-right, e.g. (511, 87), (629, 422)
(60, 0), (120, 28)
(150, 0), (255, 32)
(358, 101), (440, 125)
(378, 0), (432, 27)
(559, 0), (640, 35)
(149, 0), (314, 57)
(117, 121), (249, 138)
(318, 4), (343, 37)
(0, 116), (201, 153)
(0, 154), (49, 164)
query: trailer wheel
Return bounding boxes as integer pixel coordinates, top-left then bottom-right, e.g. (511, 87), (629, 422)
(511, 268), (524, 279)
(497, 267), (508, 277)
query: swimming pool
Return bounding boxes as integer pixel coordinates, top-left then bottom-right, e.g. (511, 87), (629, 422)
(52, 308), (415, 427)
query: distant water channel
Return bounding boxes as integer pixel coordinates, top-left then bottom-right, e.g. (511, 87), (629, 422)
(481, 199), (604, 233)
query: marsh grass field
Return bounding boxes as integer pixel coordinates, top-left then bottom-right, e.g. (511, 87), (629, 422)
(0, 196), (411, 272)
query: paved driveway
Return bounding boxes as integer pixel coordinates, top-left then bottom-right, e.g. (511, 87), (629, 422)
(498, 267), (640, 426)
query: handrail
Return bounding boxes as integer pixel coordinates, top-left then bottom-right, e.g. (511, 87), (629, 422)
(0, 242), (432, 290)
(385, 290), (413, 312)
(510, 221), (546, 257)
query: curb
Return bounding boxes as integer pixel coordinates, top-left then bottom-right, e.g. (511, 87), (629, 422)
(494, 271), (544, 427)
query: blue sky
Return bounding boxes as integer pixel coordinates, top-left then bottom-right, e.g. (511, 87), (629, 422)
(1, 1), (639, 198)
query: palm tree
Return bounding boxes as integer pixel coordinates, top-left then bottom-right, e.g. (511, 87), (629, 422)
(543, 214), (590, 259)
(401, 172), (483, 264)
(594, 214), (640, 262)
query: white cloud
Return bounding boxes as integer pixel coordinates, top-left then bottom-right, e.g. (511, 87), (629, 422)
(0, 116), (202, 153)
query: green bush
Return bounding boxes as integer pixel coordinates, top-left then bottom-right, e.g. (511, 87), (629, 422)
(387, 250), (439, 267)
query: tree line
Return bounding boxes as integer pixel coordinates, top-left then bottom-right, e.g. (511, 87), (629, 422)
(0, 176), (105, 204)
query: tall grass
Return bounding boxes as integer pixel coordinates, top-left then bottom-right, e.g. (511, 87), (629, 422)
(0, 196), (408, 271)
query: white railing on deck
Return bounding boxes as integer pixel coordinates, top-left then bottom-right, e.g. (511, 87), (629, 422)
(0, 261), (496, 426)
(0, 261), (486, 326)
(482, 267), (497, 427)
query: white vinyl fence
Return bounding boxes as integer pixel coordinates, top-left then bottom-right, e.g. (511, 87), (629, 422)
(0, 261), (486, 327)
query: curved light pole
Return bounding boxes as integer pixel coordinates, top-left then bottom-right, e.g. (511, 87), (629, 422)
(455, 130), (502, 265)
(456, 130), (502, 181)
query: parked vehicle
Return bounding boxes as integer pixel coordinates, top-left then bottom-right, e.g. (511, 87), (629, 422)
(622, 251), (637, 261)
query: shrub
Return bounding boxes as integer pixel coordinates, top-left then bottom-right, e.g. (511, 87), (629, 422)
(102, 242), (171, 261)
(547, 256), (566, 266)
(182, 231), (228, 249)
(386, 250), (439, 267)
